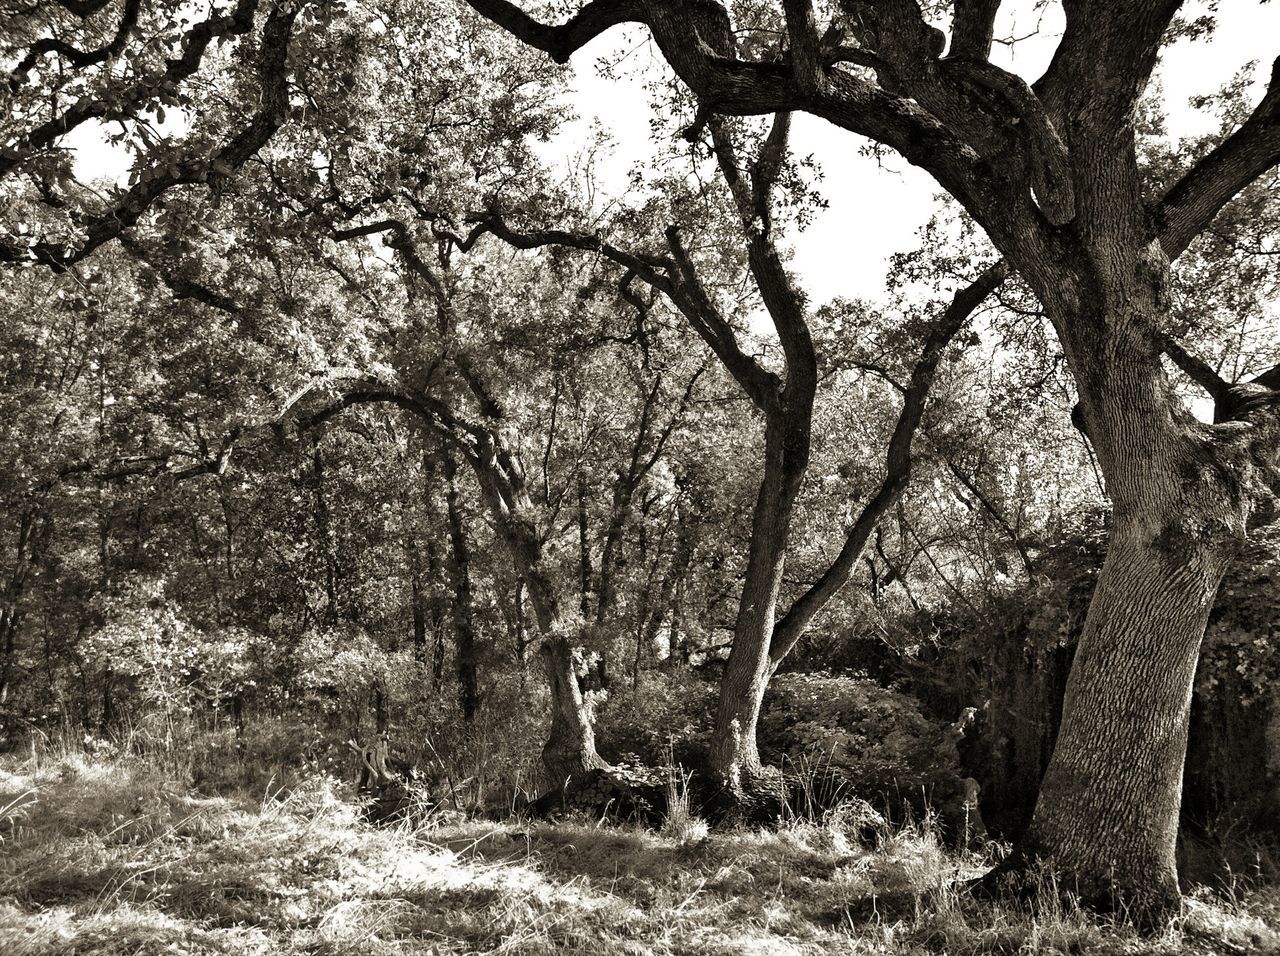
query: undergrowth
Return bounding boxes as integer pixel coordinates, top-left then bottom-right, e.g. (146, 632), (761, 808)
(0, 741), (1276, 955)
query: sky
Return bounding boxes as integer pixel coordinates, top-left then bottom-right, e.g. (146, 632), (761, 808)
(65, 1), (1280, 307)
(543, 1), (1280, 305)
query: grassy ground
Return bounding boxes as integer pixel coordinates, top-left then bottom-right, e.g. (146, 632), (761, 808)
(1, 749), (1277, 955)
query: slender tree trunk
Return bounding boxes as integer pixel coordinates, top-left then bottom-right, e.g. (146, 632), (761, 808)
(661, 520), (696, 670)
(508, 578), (529, 677)
(442, 454), (479, 721)
(374, 685), (388, 735)
(310, 446), (340, 626)
(709, 414), (803, 798)
(0, 605), (21, 707)
(540, 636), (607, 786)
(419, 453), (448, 688)
(410, 559), (428, 663)
(99, 668), (115, 732)
(577, 470), (593, 618)
(467, 434), (609, 789)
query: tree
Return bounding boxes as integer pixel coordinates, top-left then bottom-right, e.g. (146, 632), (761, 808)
(443, 114), (1005, 809)
(464, 0), (1280, 920)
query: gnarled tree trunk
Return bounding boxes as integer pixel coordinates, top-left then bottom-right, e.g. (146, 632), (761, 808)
(541, 636), (607, 785)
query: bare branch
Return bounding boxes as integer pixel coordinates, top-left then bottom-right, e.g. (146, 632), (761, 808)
(461, 0), (643, 63)
(464, 0), (1002, 235)
(661, 224), (779, 408)
(705, 117), (814, 403)
(1161, 334), (1231, 406)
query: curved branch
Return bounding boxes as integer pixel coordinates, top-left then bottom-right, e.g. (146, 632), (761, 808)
(1157, 56), (1280, 261)
(1161, 334), (1230, 407)
(9, 0), (142, 90)
(705, 116), (814, 404)
(941, 56), (1074, 224)
(462, 0), (643, 63)
(1, 0), (262, 180)
(768, 261), (1007, 666)
(447, 207), (780, 408)
(118, 234), (242, 315)
(4, 3), (299, 269)
(465, 0), (1001, 233)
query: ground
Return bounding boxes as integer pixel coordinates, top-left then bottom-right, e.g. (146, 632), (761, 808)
(1, 747), (1277, 955)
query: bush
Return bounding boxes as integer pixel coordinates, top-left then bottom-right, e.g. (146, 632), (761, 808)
(759, 672), (961, 799)
(593, 670), (716, 769)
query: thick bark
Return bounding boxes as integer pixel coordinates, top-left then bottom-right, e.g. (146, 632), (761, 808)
(1001, 254), (1256, 918)
(1001, 521), (1233, 920)
(540, 636), (608, 786)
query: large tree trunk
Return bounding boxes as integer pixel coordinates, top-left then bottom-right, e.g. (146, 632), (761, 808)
(1011, 521), (1232, 919)
(999, 248), (1250, 919)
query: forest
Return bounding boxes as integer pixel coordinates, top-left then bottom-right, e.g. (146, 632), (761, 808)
(1, 1), (1279, 953)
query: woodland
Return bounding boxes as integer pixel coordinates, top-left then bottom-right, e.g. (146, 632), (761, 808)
(1, 1), (1280, 953)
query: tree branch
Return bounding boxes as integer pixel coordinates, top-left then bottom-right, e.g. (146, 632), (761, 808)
(1, 0), (262, 180)
(118, 234), (242, 315)
(768, 261), (1007, 666)
(4, 2), (299, 269)
(9, 0), (142, 90)
(1161, 334), (1231, 407)
(461, 0), (643, 63)
(705, 115), (815, 406)
(782, 0), (823, 92)
(1157, 56), (1280, 260)
(949, 0), (1002, 60)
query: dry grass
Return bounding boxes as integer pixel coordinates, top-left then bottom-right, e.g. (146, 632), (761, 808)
(0, 748), (1277, 956)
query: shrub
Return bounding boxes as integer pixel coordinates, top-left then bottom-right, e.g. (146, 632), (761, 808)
(593, 670), (716, 769)
(759, 672), (961, 799)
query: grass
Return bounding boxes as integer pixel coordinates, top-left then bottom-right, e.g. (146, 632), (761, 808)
(0, 746), (1277, 955)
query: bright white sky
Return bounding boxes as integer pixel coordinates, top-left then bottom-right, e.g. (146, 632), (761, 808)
(544, 1), (1280, 305)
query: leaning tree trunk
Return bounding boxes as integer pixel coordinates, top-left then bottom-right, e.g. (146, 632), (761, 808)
(486, 464), (610, 790)
(1007, 515), (1233, 920)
